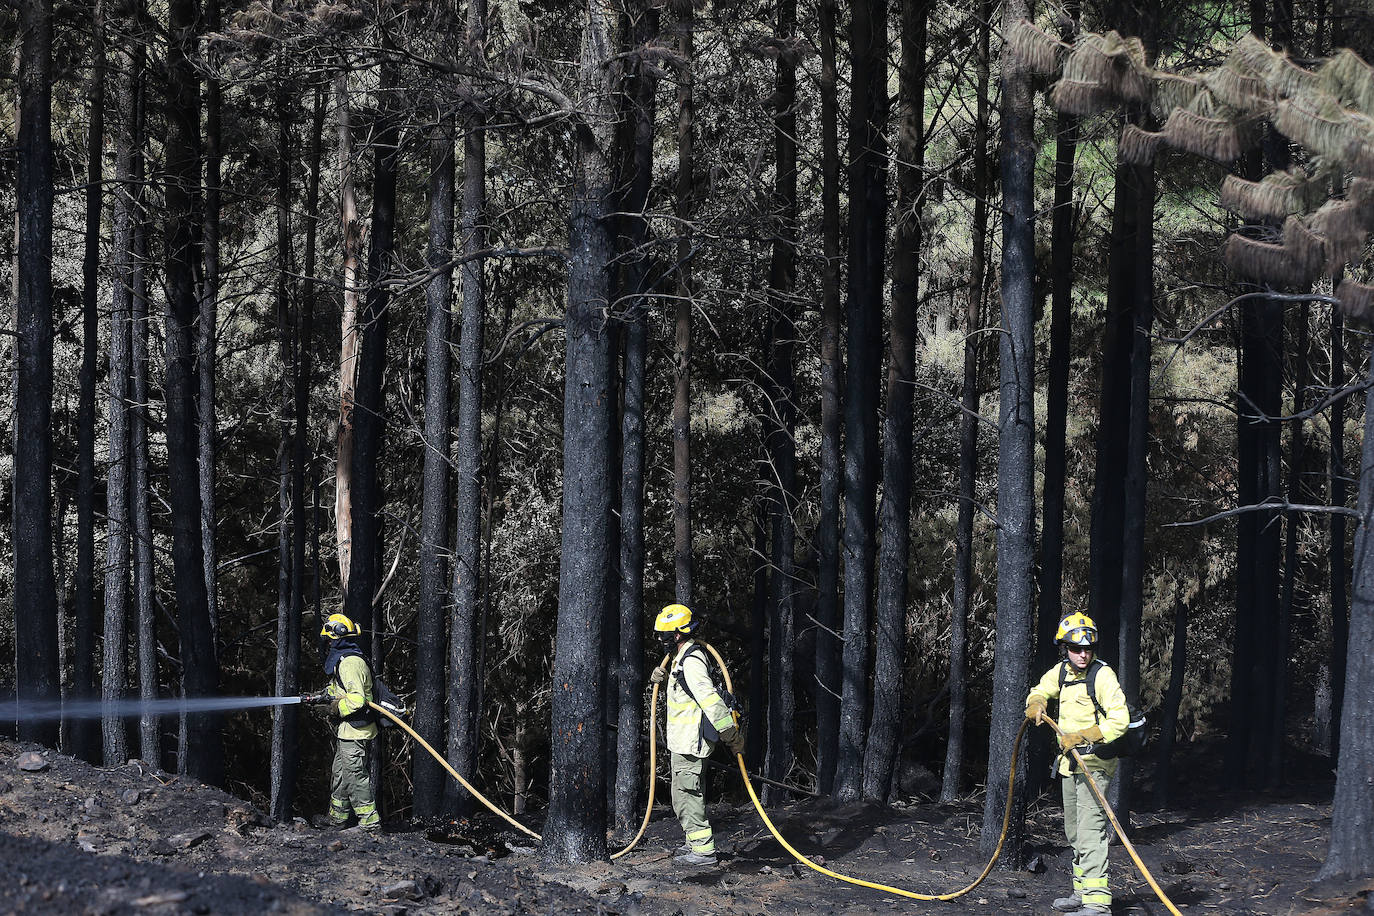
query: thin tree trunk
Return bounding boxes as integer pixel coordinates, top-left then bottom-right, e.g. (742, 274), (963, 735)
(335, 71), (362, 597)
(414, 111), (456, 820)
(941, 0), (991, 804)
(129, 58), (157, 765)
(762, 0), (799, 806)
(103, 0), (135, 767)
(747, 490), (768, 772)
(835, 0), (889, 803)
(864, 0), (927, 803)
(1319, 357), (1374, 879)
(14, 0), (60, 750)
(1330, 311), (1348, 762)
(614, 0), (658, 834)
(1152, 594), (1188, 808)
(164, 0), (221, 785)
(270, 76), (299, 823)
(813, 0), (843, 797)
(672, 1), (695, 605)
(980, 0), (1035, 859)
(342, 52), (398, 652)
(446, 0), (489, 816)
(199, 0), (221, 653)
(542, 0), (618, 865)
(74, 0), (106, 765)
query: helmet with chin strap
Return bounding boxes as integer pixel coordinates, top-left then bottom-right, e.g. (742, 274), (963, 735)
(320, 612), (361, 640)
(654, 603), (697, 635)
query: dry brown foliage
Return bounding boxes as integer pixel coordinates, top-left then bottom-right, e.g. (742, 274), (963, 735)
(1219, 170), (1328, 221)
(1323, 48), (1374, 116)
(1006, 18), (1067, 75)
(1310, 200), (1369, 270)
(1151, 72), (1204, 121)
(1283, 216), (1329, 274)
(1335, 278), (1374, 321)
(1051, 79), (1113, 116)
(1205, 64), (1275, 114)
(1164, 107), (1251, 162)
(1120, 123), (1166, 164)
(1223, 232), (1316, 288)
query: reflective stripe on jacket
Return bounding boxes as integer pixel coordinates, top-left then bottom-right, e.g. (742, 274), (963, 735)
(1027, 659), (1129, 776)
(327, 655), (378, 740)
(665, 641), (735, 755)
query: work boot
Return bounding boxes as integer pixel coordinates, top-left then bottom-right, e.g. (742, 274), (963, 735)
(674, 844), (691, 855)
(673, 851), (718, 867)
(310, 814), (348, 831)
(1062, 906), (1110, 916)
(1051, 894), (1082, 912)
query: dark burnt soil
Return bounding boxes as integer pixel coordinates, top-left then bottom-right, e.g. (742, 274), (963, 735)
(2, 739), (1372, 916)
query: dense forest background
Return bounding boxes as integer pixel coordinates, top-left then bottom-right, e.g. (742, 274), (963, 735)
(3, 0), (1374, 874)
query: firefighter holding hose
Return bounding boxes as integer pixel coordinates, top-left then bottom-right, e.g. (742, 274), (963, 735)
(649, 604), (744, 867)
(304, 613), (380, 832)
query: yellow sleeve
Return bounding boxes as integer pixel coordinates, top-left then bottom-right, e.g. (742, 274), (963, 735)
(1026, 664), (1063, 708)
(332, 656), (373, 717)
(682, 654), (735, 733)
(1091, 665), (1132, 743)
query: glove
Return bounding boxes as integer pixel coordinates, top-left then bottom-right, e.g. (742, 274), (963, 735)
(1024, 699), (1046, 723)
(718, 724), (745, 756)
(649, 667), (668, 686)
(1059, 725), (1103, 751)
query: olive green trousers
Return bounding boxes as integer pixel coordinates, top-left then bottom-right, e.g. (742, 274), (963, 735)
(1062, 767), (1114, 908)
(670, 751), (714, 855)
(329, 738), (379, 829)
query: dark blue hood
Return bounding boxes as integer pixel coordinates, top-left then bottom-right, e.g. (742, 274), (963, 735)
(324, 638), (364, 678)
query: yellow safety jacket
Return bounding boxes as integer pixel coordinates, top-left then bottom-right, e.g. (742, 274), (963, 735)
(327, 655), (379, 741)
(665, 641), (736, 756)
(1027, 658), (1130, 776)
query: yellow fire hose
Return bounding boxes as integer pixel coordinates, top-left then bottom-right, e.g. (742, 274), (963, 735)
(1040, 713), (1184, 916)
(368, 647), (1183, 913)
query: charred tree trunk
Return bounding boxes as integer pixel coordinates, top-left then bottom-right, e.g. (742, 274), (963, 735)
(164, 0), (221, 784)
(835, 0), (888, 803)
(103, 1), (135, 767)
(672, 1), (696, 605)
(1152, 594), (1189, 807)
(614, 0), (658, 834)
(1319, 359), (1374, 879)
(941, 0), (991, 804)
(335, 71), (362, 596)
(200, 0), (221, 652)
(980, 0), (1035, 859)
(813, 0), (843, 797)
(542, 0), (618, 865)
(14, 0), (60, 750)
(342, 54), (399, 655)
(864, 0), (927, 803)
(1329, 311), (1348, 762)
(445, 0), (489, 815)
(414, 111), (455, 820)
(74, 0), (105, 765)
(270, 78), (300, 823)
(762, 0), (799, 805)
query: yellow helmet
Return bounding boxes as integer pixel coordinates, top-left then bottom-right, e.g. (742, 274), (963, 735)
(321, 612), (361, 640)
(1055, 613), (1098, 647)
(654, 604), (696, 634)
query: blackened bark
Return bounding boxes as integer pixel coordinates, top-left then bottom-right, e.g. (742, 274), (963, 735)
(1319, 362), (1374, 879)
(164, 0), (221, 784)
(1038, 3), (1079, 656)
(543, 0), (618, 865)
(1112, 140), (1155, 824)
(863, 0), (927, 803)
(980, 0), (1035, 859)
(72, 0), (106, 764)
(270, 80), (299, 823)
(14, 0), (60, 749)
(672, 2), (695, 605)
(104, 0), (135, 767)
(835, 0), (888, 803)
(1152, 595), (1188, 808)
(941, 0), (990, 804)
(342, 54), (399, 651)
(813, 0), (843, 796)
(200, 0), (221, 652)
(747, 497), (769, 771)
(761, 0), (799, 805)
(446, 0), (489, 814)
(614, 0), (658, 834)
(414, 113), (455, 819)
(129, 59), (157, 764)
(1330, 311), (1348, 762)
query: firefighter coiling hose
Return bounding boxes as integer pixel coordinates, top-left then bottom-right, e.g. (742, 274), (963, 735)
(366, 624), (1181, 912)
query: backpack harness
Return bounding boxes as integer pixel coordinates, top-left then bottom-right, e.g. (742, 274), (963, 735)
(672, 644), (742, 747)
(1056, 658), (1147, 760)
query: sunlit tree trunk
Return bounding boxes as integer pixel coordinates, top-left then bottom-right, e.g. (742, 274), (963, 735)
(335, 71), (362, 597)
